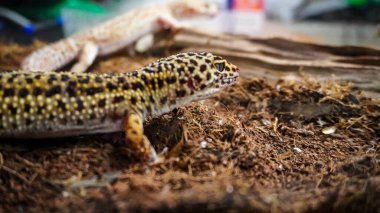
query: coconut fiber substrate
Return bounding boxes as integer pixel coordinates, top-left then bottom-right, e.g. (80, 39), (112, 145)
(0, 32), (379, 212)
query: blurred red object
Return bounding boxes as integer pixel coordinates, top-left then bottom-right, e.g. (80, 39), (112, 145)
(232, 0), (264, 11)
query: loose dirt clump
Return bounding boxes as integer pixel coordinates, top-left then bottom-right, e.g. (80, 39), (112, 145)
(0, 43), (379, 212)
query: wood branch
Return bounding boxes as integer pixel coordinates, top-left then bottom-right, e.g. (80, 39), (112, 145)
(169, 29), (380, 97)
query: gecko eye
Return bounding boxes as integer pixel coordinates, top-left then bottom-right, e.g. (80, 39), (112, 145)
(215, 62), (225, 72)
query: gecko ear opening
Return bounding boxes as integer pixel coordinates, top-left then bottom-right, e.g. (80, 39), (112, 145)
(187, 78), (195, 90)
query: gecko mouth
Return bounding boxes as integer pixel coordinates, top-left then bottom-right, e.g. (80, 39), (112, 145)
(222, 76), (238, 84)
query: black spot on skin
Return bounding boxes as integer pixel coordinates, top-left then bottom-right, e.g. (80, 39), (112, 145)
(225, 66), (231, 71)
(160, 97), (168, 104)
(178, 67), (185, 73)
(205, 59), (211, 63)
(196, 56), (202, 59)
(166, 76), (177, 84)
(143, 68), (154, 73)
(57, 100), (66, 110)
(150, 79), (157, 90)
(140, 97), (145, 103)
(189, 59), (198, 66)
(90, 113), (97, 120)
(106, 82), (117, 91)
(130, 96), (137, 104)
(179, 78), (187, 84)
(188, 67), (195, 73)
(188, 52), (195, 56)
(146, 105), (152, 113)
(194, 75), (202, 83)
(157, 78), (164, 89)
(78, 76), (90, 84)
(200, 64), (207, 72)
(48, 74), (57, 84)
(113, 96), (125, 103)
(77, 99), (84, 111)
(177, 53), (186, 58)
(77, 119), (84, 125)
(117, 77), (125, 84)
(149, 95), (155, 103)
(25, 118), (32, 125)
(24, 104), (31, 113)
(86, 87), (101, 95)
(35, 75), (41, 80)
(61, 74), (69, 81)
(214, 56), (222, 60)
(175, 59), (183, 64)
(18, 88), (29, 98)
(7, 76), (16, 83)
(122, 83), (129, 90)
(33, 87), (43, 96)
(206, 72), (212, 81)
(3, 88), (15, 97)
(132, 82), (144, 91)
(164, 63), (169, 70)
(200, 84), (207, 90)
(131, 71), (138, 77)
(66, 81), (77, 97)
(9, 105), (17, 115)
(176, 90), (186, 97)
(37, 106), (43, 114)
(140, 75), (148, 84)
(98, 99), (106, 107)
(157, 66), (163, 72)
(25, 78), (33, 84)
(46, 85), (61, 97)
(95, 76), (103, 83)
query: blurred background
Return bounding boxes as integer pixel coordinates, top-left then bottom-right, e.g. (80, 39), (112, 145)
(0, 0), (379, 47)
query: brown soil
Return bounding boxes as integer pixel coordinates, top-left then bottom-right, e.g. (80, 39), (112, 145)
(0, 42), (379, 212)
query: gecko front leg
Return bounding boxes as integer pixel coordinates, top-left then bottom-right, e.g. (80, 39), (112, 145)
(71, 42), (99, 73)
(124, 113), (160, 163)
(156, 13), (183, 31)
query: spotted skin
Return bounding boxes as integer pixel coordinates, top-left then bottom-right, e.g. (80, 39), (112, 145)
(21, 0), (218, 73)
(1, 52), (239, 162)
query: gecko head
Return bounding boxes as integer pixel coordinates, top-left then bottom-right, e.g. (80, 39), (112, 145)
(171, 0), (218, 18)
(156, 52), (239, 101)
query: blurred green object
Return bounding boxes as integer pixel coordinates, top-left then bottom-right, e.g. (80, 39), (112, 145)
(346, 0), (380, 6)
(10, 0), (105, 21)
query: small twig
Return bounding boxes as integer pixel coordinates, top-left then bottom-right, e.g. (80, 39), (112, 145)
(14, 154), (42, 168)
(0, 165), (29, 184)
(0, 152), (3, 165)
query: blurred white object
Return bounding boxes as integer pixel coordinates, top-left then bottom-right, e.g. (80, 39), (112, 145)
(62, 0), (218, 36)
(265, 0), (347, 22)
(185, 0), (265, 35)
(265, 0), (303, 22)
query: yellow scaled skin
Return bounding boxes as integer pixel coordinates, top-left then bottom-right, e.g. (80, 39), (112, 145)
(0, 52), (239, 162)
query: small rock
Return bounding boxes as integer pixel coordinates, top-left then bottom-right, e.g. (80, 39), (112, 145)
(200, 140), (207, 148)
(322, 126), (337, 134)
(293, 147), (302, 153)
(226, 185), (234, 193)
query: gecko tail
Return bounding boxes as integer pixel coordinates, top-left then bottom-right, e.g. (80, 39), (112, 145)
(21, 38), (80, 72)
